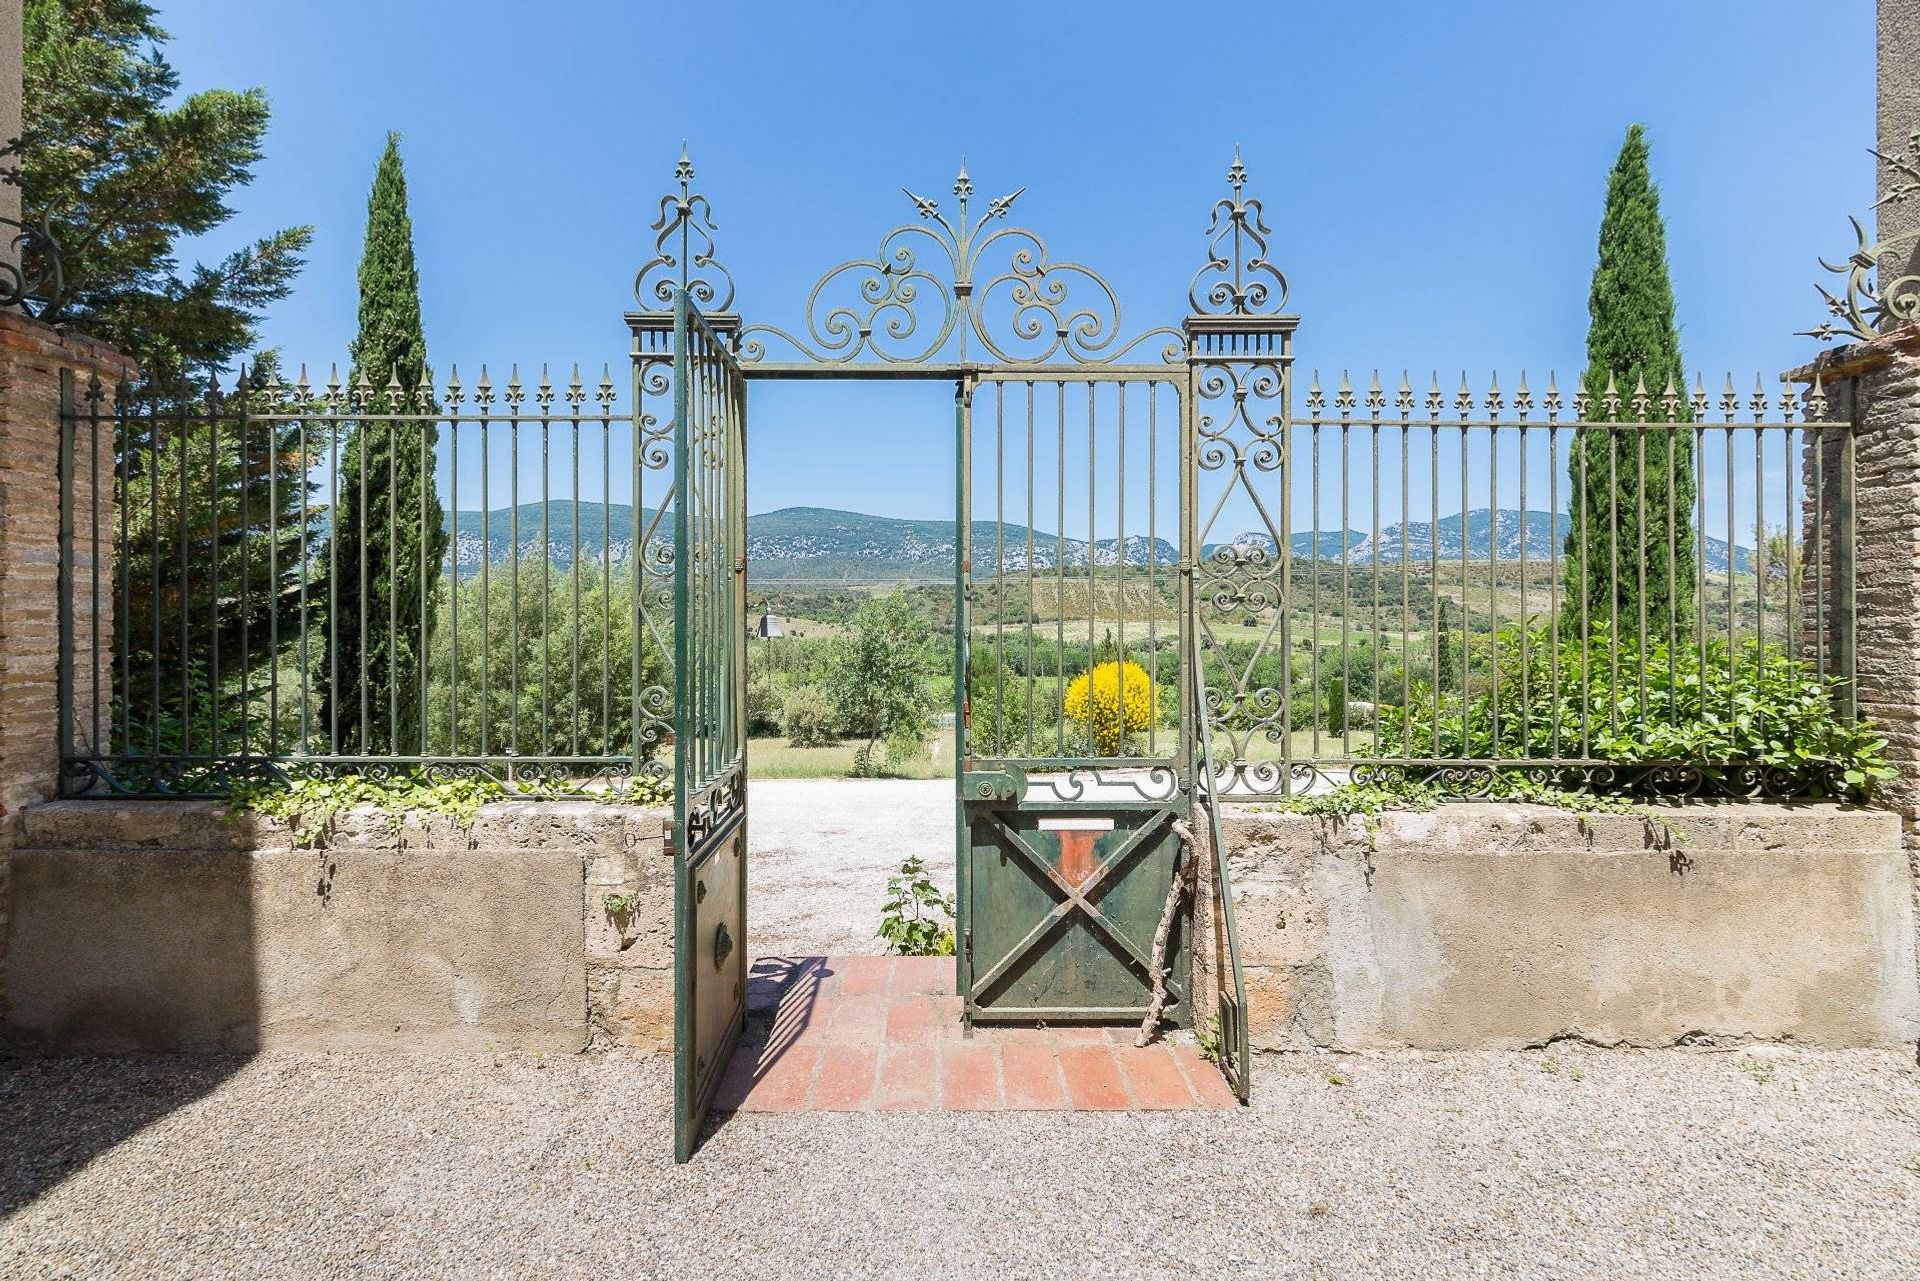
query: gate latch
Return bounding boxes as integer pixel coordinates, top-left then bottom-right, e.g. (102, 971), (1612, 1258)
(961, 767), (1025, 807)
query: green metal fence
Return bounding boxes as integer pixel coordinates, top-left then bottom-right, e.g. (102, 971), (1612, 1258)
(57, 361), (675, 796)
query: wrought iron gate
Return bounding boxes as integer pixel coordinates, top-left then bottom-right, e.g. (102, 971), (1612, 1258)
(632, 156), (1261, 1136)
(666, 287), (748, 1163)
(957, 372), (1193, 1029)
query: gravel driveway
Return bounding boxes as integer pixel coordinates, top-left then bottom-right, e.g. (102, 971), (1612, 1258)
(4, 1046), (1919, 1279)
(747, 778), (954, 958)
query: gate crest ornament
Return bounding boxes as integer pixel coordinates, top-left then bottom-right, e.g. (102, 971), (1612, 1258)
(1188, 146), (1290, 317)
(734, 160), (1182, 367)
(633, 145), (736, 314)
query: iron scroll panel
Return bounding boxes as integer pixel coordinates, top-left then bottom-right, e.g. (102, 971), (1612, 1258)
(671, 291), (748, 1164)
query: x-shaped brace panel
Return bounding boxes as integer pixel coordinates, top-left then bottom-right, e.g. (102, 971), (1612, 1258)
(971, 808), (1181, 1004)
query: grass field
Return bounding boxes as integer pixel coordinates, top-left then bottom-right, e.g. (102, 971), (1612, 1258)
(746, 734), (955, 780)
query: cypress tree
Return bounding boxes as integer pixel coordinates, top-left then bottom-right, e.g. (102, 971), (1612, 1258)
(322, 134), (446, 754)
(1564, 124), (1696, 643)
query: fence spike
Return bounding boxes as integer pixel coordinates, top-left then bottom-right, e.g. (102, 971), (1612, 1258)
(1629, 372), (1651, 421)
(1306, 370), (1324, 418)
(1600, 371), (1622, 421)
(566, 362), (586, 406)
(598, 362), (617, 406)
(1809, 372), (1830, 420)
(1690, 372), (1709, 420)
(1425, 371), (1444, 417)
(1658, 374), (1680, 422)
(1335, 369), (1355, 418)
(1513, 370), (1531, 421)
(536, 362), (555, 409)
(1396, 370), (1414, 416)
(1720, 372), (1738, 422)
(1544, 371), (1562, 421)
(1486, 371), (1503, 420)
(445, 364), (464, 406)
(1366, 369), (1385, 416)
(1750, 373), (1768, 422)
(385, 363), (405, 410)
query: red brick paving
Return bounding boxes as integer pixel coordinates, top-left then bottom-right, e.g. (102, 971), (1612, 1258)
(717, 956), (1238, 1114)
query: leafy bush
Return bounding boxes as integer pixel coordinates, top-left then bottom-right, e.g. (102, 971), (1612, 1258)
(745, 673), (782, 737)
(827, 592), (935, 773)
(1374, 623), (1892, 800)
(878, 854), (955, 956)
(780, 685), (837, 747)
(1064, 659), (1155, 755)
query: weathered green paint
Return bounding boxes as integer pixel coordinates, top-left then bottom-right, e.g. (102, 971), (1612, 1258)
(671, 291), (749, 1164)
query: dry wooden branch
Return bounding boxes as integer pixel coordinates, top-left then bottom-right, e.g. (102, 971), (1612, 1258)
(1136, 818), (1197, 1047)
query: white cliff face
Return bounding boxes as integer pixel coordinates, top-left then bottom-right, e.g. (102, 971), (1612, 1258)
(440, 503), (1754, 578)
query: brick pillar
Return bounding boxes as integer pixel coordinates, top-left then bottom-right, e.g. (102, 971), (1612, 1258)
(0, 312), (134, 1020)
(1802, 327), (1920, 832)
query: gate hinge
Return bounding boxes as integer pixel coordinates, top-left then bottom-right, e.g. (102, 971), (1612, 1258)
(963, 929), (972, 963)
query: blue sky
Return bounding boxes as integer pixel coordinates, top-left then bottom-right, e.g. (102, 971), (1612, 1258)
(160, 0), (1875, 530)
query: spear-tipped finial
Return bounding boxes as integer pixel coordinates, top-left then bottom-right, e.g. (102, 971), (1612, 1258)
(953, 158), (972, 202)
(1228, 144), (1246, 193)
(676, 141), (693, 186)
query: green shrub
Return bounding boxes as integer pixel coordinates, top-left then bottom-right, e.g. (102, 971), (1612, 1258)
(780, 685), (837, 747)
(1374, 623), (1892, 800)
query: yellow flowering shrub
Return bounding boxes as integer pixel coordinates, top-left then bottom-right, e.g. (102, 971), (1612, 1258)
(1063, 660), (1155, 756)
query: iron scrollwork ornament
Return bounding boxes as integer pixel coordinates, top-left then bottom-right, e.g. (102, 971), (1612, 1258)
(737, 161), (1182, 366)
(0, 137), (66, 322)
(1188, 146), (1289, 317)
(1804, 126), (1920, 343)
(633, 145), (736, 315)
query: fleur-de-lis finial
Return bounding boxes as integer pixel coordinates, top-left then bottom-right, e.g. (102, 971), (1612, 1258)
(634, 145), (735, 312)
(954, 158), (972, 202)
(1189, 146), (1289, 316)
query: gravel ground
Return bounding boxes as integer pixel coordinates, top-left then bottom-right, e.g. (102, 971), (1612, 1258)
(5, 1045), (1920, 1280)
(748, 778), (954, 957)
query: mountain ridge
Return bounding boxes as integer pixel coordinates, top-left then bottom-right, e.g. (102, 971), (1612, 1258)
(446, 502), (1753, 580)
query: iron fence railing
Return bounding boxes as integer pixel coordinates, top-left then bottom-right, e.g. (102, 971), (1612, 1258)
(1191, 367), (1859, 800)
(57, 362), (675, 796)
(56, 356), (1860, 801)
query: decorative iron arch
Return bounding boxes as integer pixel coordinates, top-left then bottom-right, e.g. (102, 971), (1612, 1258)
(629, 146), (1292, 371)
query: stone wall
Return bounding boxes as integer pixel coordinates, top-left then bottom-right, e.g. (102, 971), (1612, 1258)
(1219, 801), (1917, 1051)
(1, 799), (674, 1054)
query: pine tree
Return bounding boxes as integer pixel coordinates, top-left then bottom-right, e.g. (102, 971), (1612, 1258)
(21, 2), (316, 760)
(321, 134), (446, 755)
(1564, 125), (1696, 643)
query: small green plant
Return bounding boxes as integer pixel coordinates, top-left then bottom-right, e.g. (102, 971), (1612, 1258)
(1195, 1015), (1222, 1064)
(1739, 1056), (1776, 1086)
(1541, 1056), (1560, 1075)
(227, 771), (509, 845)
(878, 854), (955, 956)
(1326, 1071), (1350, 1087)
(602, 892), (642, 917)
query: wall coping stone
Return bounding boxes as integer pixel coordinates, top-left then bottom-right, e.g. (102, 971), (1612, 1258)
(18, 799), (672, 854)
(1224, 800), (1901, 860)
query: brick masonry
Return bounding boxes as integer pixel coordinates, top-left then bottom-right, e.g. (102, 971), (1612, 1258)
(0, 313), (136, 1029)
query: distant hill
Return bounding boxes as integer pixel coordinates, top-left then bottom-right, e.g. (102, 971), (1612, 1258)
(445, 503), (1752, 581)
(1208, 508), (1752, 575)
